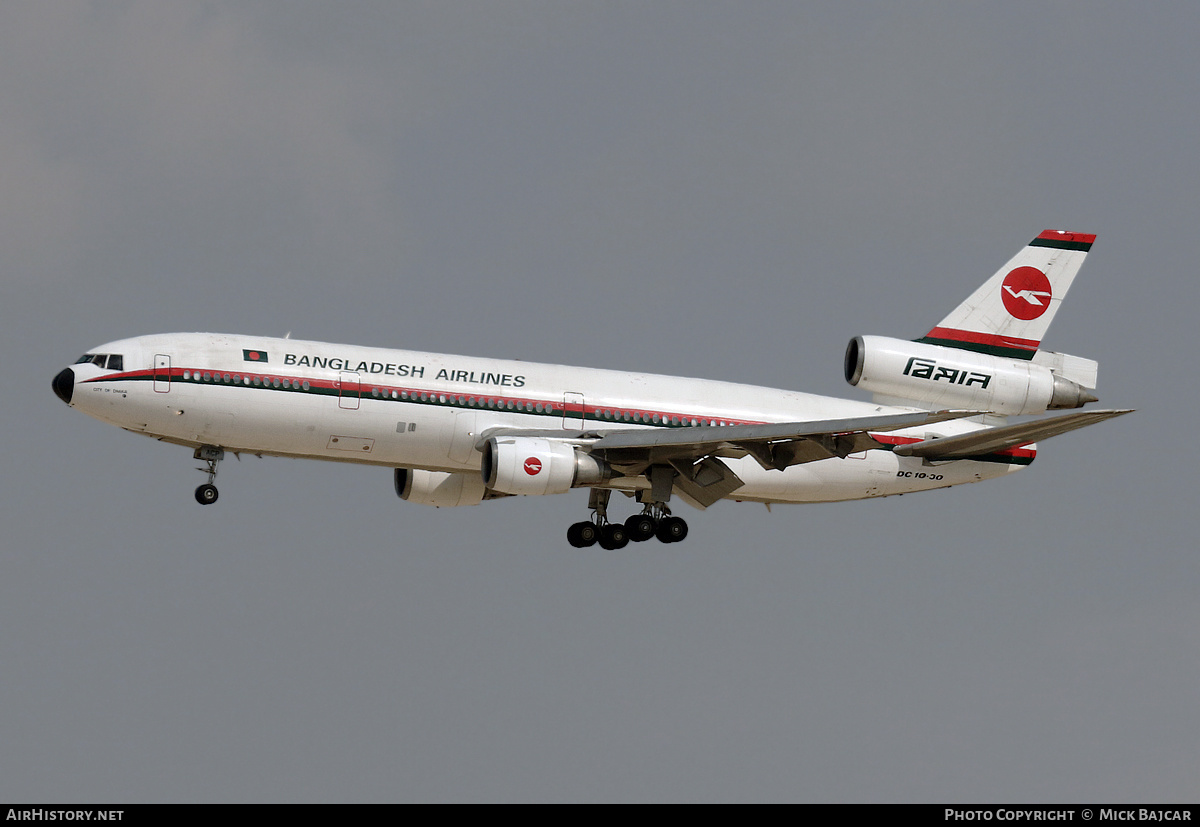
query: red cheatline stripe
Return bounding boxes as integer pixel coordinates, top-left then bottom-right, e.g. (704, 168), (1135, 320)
(80, 369), (157, 383)
(1036, 230), (1096, 244)
(868, 432), (1036, 458)
(923, 327), (1040, 351)
(80, 367), (1032, 457)
(80, 367), (761, 427)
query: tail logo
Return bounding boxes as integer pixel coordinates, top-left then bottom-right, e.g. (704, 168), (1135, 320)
(1001, 267), (1053, 320)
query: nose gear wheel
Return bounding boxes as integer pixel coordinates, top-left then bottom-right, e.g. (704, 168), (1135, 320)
(193, 446), (224, 505)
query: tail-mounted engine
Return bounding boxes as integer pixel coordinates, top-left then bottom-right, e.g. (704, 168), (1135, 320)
(844, 335), (1097, 416)
(482, 436), (611, 496)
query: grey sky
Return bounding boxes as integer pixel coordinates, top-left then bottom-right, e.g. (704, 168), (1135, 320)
(3, 1), (1197, 802)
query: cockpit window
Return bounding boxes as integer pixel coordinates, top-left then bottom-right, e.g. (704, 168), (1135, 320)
(74, 353), (124, 370)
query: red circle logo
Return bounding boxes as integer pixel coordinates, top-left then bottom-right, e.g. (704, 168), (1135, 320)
(524, 457), (542, 476)
(1000, 267), (1053, 320)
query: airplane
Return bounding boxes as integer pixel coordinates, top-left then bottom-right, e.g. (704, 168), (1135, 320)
(52, 230), (1130, 548)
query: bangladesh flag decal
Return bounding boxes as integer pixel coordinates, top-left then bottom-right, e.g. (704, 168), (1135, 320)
(243, 349), (269, 363)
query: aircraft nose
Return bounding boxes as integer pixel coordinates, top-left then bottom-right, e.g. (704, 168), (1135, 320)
(52, 367), (74, 405)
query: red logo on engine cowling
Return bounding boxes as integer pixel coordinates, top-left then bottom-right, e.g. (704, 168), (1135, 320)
(1001, 267), (1053, 320)
(524, 457), (542, 475)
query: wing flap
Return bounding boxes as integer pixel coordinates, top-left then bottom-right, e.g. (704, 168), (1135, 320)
(668, 456), (745, 508)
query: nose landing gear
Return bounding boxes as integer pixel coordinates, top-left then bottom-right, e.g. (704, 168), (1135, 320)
(193, 446), (224, 505)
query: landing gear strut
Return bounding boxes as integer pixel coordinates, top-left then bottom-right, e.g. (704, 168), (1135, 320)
(633, 504), (688, 544)
(193, 446), (224, 505)
(566, 485), (689, 548)
(636, 465), (689, 544)
(567, 489), (629, 549)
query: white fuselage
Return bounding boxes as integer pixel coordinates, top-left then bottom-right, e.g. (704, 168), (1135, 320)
(61, 333), (1028, 505)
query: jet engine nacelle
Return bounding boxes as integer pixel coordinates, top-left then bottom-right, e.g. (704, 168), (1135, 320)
(482, 436), (610, 496)
(844, 335), (1096, 416)
(395, 468), (487, 507)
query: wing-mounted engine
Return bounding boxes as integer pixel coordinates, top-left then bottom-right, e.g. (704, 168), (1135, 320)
(395, 468), (489, 507)
(844, 335), (1097, 416)
(482, 436), (611, 496)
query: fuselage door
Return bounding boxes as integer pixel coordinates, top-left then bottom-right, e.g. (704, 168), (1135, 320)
(153, 354), (171, 393)
(337, 371), (361, 410)
(563, 392), (585, 429)
(448, 411), (478, 463)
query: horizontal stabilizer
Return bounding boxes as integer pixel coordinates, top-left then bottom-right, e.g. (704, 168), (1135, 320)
(892, 409), (1132, 459)
(1032, 349), (1099, 390)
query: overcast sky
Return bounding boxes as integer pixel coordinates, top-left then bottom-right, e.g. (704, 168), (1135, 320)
(3, 1), (1198, 803)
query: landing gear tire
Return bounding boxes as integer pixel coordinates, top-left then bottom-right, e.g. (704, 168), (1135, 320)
(195, 483), (219, 505)
(567, 521), (598, 548)
(193, 446), (224, 505)
(655, 515), (688, 543)
(624, 513), (657, 543)
(598, 523), (629, 550)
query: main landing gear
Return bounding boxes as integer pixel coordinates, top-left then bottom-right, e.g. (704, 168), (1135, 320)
(193, 446), (224, 505)
(567, 489), (689, 548)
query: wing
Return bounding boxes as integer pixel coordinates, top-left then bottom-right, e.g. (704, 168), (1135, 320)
(891, 409), (1133, 459)
(586, 410), (977, 466)
(481, 409), (979, 508)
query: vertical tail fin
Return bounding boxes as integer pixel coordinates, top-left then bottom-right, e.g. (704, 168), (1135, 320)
(917, 230), (1095, 360)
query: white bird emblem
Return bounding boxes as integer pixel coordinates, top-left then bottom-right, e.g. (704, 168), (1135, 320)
(1003, 285), (1052, 306)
